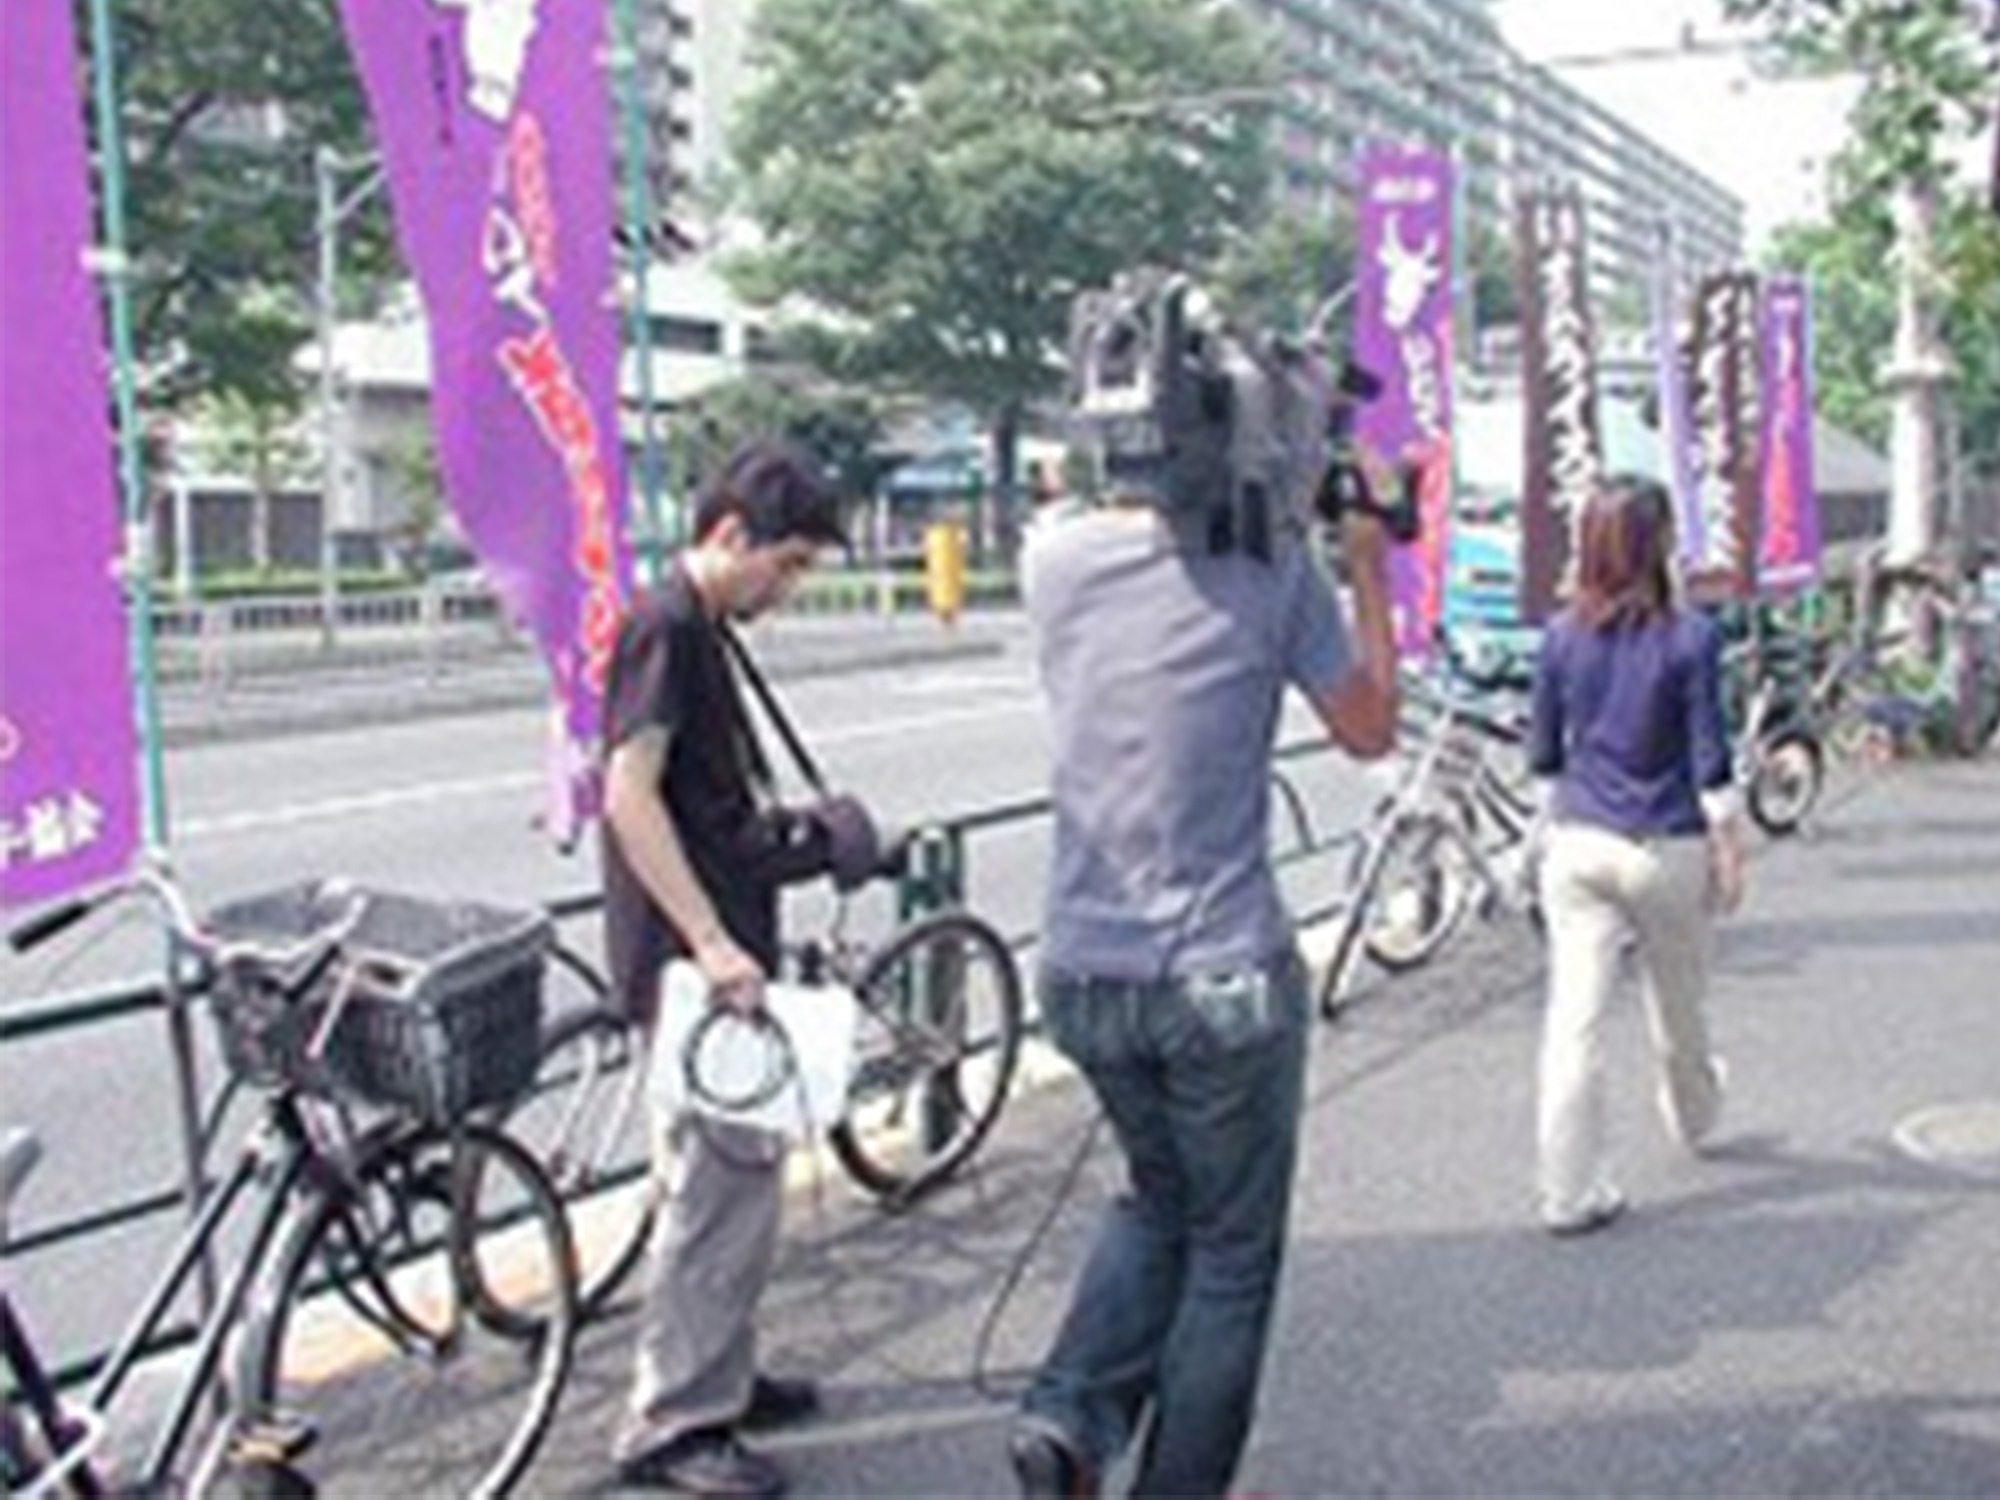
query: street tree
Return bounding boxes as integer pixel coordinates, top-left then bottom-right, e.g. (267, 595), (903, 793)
(105, 0), (392, 420)
(665, 374), (891, 507)
(1722, 0), (1996, 561)
(1209, 209), (1356, 338)
(722, 0), (1276, 547)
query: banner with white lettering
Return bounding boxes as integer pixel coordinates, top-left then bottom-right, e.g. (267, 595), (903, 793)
(1685, 271), (1761, 598)
(1354, 145), (1455, 655)
(1756, 276), (1822, 593)
(1516, 187), (1602, 623)
(1648, 228), (1705, 565)
(1, 0), (142, 908)
(337, 0), (629, 838)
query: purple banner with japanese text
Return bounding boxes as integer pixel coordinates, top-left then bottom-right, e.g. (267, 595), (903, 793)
(337, 0), (629, 838)
(1, 0), (142, 908)
(1354, 146), (1455, 657)
(1756, 277), (1821, 593)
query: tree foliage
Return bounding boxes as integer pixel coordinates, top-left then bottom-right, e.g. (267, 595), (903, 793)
(722, 0), (1277, 506)
(1767, 193), (2000, 475)
(665, 375), (891, 503)
(1732, 0), (2000, 478)
(1720, 0), (1994, 193)
(104, 0), (392, 416)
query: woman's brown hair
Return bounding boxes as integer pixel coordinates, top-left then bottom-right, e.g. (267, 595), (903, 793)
(1573, 475), (1676, 631)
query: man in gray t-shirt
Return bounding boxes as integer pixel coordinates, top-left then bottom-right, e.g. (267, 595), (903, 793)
(1011, 501), (1399, 1498)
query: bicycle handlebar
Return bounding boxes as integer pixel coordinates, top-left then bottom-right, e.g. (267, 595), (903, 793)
(7, 863), (370, 1003)
(7, 895), (95, 954)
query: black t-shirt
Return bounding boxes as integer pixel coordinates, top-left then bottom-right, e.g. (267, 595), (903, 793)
(601, 565), (782, 1020)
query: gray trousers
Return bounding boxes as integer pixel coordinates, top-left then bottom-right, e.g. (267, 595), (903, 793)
(613, 1088), (785, 1463)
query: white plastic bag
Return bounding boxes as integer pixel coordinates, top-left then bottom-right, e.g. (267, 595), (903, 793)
(647, 961), (858, 1140)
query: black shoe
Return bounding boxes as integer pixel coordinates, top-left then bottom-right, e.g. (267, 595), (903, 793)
(742, 1373), (822, 1432)
(616, 1427), (786, 1497)
(1009, 1419), (1099, 1499)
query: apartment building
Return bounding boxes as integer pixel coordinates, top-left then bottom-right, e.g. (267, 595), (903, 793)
(1236, 0), (1743, 306)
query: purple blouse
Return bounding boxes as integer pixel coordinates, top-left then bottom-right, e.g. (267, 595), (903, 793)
(1528, 610), (1732, 837)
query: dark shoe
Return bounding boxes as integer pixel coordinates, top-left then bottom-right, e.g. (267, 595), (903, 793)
(1544, 1191), (1628, 1239)
(741, 1373), (822, 1432)
(616, 1427), (786, 1497)
(1009, 1418), (1099, 1498)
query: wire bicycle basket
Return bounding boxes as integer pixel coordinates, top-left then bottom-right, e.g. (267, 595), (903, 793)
(203, 883), (551, 1125)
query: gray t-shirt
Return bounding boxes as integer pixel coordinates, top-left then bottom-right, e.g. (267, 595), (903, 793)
(1023, 507), (1351, 979)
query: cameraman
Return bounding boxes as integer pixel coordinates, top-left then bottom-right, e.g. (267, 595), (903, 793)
(1010, 434), (1400, 1491)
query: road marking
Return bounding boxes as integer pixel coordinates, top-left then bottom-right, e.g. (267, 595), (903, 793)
(177, 700), (1040, 842)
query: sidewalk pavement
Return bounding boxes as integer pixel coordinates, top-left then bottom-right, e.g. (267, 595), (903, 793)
(505, 756), (2000, 1496)
(157, 610), (1012, 745)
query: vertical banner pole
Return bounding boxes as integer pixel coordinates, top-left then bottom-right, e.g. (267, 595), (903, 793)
(610, 0), (668, 588)
(86, 0), (216, 1309)
(86, 0), (167, 853)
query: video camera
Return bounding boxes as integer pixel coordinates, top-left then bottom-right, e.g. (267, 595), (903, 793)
(1066, 269), (1419, 560)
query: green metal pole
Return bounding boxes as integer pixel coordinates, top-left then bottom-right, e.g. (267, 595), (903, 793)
(85, 0), (167, 853)
(86, 0), (219, 1321)
(610, 0), (670, 588)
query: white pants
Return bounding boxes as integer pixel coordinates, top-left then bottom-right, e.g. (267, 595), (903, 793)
(1537, 824), (1724, 1225)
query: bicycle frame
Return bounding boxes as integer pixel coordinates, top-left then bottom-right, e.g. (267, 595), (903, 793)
(2, 1096), (325, 1496)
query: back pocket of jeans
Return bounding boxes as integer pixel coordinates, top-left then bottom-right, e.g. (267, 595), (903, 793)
(1178, 968), (1285, 1054)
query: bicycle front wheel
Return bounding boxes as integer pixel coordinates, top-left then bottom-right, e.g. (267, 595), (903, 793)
(829, 910), (1024, 1203)
(245, 1120), (576, 1499)
(498, 983), (655, 1319)
(1360, 811), (1474, 973)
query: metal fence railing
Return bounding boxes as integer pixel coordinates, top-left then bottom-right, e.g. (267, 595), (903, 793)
(0, 740), (1361, 1382)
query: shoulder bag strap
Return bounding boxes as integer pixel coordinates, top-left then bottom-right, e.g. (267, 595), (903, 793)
(717, 622), (830, 799)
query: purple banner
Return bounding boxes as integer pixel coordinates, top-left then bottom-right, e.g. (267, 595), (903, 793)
(1, 0), (141, 909)
(1649, 230), (1704, 564)
(1354, 146), (1455, 656)
(1756, 277), (1822, 592)
(1516, 188), (1602, 624)
(338, 0), (630, 836)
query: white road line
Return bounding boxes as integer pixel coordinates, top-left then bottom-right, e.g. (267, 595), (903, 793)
(178, 699), (1039, 841)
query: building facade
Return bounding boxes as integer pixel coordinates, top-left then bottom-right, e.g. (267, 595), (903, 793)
(1235, 0), (1743, 306)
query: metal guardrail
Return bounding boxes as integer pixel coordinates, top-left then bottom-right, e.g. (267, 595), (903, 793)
(0, 739), (1360, 1379)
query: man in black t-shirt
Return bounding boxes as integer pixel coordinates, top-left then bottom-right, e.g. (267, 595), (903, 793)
(604, 440), (849, 1497)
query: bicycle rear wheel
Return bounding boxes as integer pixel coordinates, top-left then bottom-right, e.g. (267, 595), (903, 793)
(828, 910), (1023, 1203)
(498, 976), (655, 1319)
(1746, 729), (1824, 835)
(245, 1121), (575, 1499)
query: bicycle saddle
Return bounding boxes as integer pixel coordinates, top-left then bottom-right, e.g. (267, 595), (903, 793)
(1, 1125), (43, 1239)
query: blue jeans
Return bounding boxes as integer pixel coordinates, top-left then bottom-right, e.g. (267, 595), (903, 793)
(1023, 950), (1309, 1497)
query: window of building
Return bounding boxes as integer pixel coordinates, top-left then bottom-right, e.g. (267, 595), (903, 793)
(647, 315), (724, 355)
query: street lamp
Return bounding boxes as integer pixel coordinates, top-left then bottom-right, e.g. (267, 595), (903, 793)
(314, 145), (383, 646)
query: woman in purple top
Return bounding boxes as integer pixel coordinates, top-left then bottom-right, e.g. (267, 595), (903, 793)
(1529, 477), (1745, 1236)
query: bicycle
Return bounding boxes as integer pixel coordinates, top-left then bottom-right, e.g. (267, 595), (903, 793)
(1306, 627), (1548, 1018)
(2, 863), (576, 1498)
(500, 892), (1025, 1320)
(1725, 629), (1827, 837)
